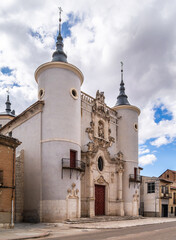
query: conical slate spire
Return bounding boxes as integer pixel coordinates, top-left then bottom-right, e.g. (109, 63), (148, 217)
(115, 62), (130, 106)
(52, 7), (67, 63)
(5, 92), (11, 113)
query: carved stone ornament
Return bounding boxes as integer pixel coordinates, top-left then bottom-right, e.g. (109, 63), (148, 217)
(97, 175), (106, 184)
(92, 90), (110, 120)
(85, 91), (115, 156)
(110, 151), (125, 172)
(67, 183), (79, 198)
(117, 151), (123, 161)
(133, 190), (139, 202)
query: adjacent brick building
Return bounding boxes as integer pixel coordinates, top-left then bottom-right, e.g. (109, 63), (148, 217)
(140, 172), (176, 217)
(0, 134), (21, 228)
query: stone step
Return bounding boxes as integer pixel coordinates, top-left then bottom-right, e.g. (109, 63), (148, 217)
(65, 216), (144, 224)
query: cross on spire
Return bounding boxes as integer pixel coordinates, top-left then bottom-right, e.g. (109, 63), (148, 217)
(51, 7), (67, 62)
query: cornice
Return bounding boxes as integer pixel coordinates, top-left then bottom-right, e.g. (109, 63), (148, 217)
(35, 62), (84, 85)
(0, 101), (44, 134)
(112, 105), (140, 116)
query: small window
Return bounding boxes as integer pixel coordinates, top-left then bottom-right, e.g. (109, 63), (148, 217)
(173, 193), (176, 204)
(171, 207), (173, 214)
(147, 182), (155, 193)
(38, 89), (45, 99)
(0, 124), (2, 129)
(98, 157), (104, 171)
(0, 170), (3, 185)
(161, 185), (169, 194)
(70, 88), (78, 100)
(134, 123), (138, 131)
(167, 174), (169, 179)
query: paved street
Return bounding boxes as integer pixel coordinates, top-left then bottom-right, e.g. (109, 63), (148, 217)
(42, 222), (176, 240)
(1, 218), (176, 240)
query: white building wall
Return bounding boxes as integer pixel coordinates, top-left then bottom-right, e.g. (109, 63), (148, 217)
(140, 176), (160, 217)
(36, 63), (83, 221)
(2, 113), (42, 222)
(114, 106), (140, 216)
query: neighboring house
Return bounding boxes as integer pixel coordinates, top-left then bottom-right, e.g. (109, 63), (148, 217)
(140, 173), (176, 217)
(159, 169), (176, 182)
(0, 134), (21, 228)
(0, 15), (142, 222)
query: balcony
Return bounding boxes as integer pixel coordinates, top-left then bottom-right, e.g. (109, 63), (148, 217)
(160, 193), (172, 199)
(61, 158), (85, 179)
(129, 174), (142, 183)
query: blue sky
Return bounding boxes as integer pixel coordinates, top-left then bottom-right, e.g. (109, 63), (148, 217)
(0, 0), (176, 177)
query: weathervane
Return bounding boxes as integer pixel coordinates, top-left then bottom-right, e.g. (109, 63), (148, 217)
(58, 7), (63, 35)
(120, 61), (124, 82)
(6, 88), (10, 95)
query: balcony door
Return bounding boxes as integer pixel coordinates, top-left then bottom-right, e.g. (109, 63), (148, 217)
(70, 150), (76, 168)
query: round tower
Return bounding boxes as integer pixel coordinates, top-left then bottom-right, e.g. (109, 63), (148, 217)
(35, 9), (84, 222)
(113, 62), (140, 216)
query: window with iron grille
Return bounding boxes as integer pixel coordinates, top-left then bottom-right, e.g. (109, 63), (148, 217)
(161, 185), (169, 194)
(147, 182), (155, 193)
(0, 170), (3, 185)
(173, 193), (176, 204)
(171, 207), (173, 214)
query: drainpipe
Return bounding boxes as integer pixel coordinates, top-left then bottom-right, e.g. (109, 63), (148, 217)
(11, 199), (14, 227)
(11, 147), (15, 227)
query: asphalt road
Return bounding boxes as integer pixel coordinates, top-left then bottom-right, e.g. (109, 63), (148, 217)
(43, 221), (176, 240)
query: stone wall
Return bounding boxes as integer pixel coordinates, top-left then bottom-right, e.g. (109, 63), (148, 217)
(15, 150), (24, 222)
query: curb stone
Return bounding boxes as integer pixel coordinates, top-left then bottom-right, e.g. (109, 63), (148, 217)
(5, 231), (50, 240)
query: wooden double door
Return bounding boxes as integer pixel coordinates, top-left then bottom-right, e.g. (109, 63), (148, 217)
(95, 184), (105, 216)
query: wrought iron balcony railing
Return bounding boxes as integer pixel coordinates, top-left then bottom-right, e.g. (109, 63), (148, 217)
(62, 158), (85, 171)
(61, 158), (86, 179)
(129, 174), (142, 183)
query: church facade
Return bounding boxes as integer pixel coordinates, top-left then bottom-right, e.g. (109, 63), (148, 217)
(0, 16), (141, 222)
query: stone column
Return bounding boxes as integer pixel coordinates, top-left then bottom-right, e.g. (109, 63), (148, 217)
(89, 164), (95, 217)
(118, 169), (123, 200)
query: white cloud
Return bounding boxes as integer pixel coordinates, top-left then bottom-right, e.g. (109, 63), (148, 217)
(0, 0), (176, 156)
(139, 147), (150, 155)
(139, 154), (157, 166)
(150, 136), (171, 147)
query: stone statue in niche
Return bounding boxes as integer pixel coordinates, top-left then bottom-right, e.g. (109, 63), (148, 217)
(98, 121), (104, 138)
(96, 90), (105, 103)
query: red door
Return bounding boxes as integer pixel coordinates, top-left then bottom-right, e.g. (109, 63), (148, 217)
(70, 150), (76, 168)
(95, 185), (105, 216)
(134, 167), (137, 180)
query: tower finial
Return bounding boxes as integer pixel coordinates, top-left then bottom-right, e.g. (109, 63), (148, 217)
(5, 88), (11, 113)
(120, 61), (123, 83)
(58, 7), (63, 36)
(115, 62), (130, 106)
(51, 7), (67, 63)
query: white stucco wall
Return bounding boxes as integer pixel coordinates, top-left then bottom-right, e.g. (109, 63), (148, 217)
(114, 106), (140, 216)
(36, 63), (83, 221)
(140, 176), (160, 216)
(4, 112), (42, 222)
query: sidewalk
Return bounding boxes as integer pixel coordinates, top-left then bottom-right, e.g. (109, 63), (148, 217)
(0, 217), (176, 240)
